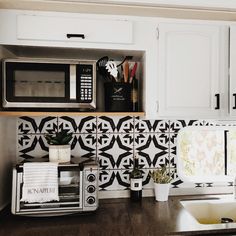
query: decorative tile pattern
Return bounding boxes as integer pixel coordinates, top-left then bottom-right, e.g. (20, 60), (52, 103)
(99, 169), (153, 190)
(99, 169), (130, 190)
(169, 120), (204, 133)
(141, 169), (155, 189)
(134, 118), (170, 133)
(169, 168), (201, 189)
(134, 133), (169, 168)
(71, 134), (97, 158)
(18, 116), (57, 134)
(58, 116), (97, 133)
(18, 134), (49, 159)
(169, 170), (187, 189)
(18, 116), (230, 192)
(97, 116), (133, 133)
(98, 133), (133, 169)
(169, 133), (178, 166)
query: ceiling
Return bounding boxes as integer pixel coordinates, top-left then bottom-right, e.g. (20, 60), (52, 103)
(0, 0), (236, 21)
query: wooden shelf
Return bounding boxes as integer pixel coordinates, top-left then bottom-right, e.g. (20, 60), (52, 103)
(0, 111), (145, 117)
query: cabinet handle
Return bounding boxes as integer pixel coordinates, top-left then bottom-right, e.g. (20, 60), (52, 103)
(233, 94), (236, 109)
(215, 94), (220, 110)
(66, 34), (85, 39)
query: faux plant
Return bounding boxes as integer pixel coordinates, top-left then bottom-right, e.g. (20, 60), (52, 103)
(45, 130), (73, 145)
(149, 166), (172, 184)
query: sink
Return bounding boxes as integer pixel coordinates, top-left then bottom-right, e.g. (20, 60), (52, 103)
(181, 198), (236, 224)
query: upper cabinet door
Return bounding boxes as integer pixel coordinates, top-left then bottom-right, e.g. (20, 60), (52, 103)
(229, 26), (236, 117)
(157, 22), (228, 118)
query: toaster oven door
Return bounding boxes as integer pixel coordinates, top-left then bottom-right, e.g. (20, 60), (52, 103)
(12, 166), (83, 216)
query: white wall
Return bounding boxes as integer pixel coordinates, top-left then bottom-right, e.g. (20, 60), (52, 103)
(0, 46), (17, 210)
(0, 117), (17, 210)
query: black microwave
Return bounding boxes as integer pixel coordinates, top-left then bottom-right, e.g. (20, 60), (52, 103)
(2, 58), (96, 110)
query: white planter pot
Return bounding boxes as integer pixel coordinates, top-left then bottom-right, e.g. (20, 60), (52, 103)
(154, 183), (170, 202)
(49, 145), (71, 163)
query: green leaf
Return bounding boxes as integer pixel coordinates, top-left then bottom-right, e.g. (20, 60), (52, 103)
(149, 165), (172, 184)
(44, 131), (73, 145)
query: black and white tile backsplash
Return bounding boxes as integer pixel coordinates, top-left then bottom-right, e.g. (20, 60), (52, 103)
(17, 116), (225, 193)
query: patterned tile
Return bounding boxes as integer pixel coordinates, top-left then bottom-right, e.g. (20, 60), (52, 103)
(169, 133), (178, 166)
(58, 116), (97, 133)
(134, 118), (170, 133)
(169, 168), (201, 189)
(168, 168), (183, 188)
(18, 134), (49, 159)
(135, 133), (169, 168)
(97, 116), (133, 133)
(18, 116), (57, 134)
(134, 133), (169, 168)
(141, 169), (155, 189)
(18, 133), (96, 160)
(99, 169), (153, 191)
(169, 120), (204, 133)
(97, 133), (133, 169)
(71, 134), (96, 158)
(18, 116), (233, 192)
(99, 169), (130, 190)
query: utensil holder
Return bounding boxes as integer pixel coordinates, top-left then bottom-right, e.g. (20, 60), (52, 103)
(104, 82), (132, 112)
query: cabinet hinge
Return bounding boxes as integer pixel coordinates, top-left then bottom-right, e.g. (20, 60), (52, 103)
(156, 27), (159, 39)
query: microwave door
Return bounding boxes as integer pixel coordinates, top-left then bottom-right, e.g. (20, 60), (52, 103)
(3, 61), (70, 108)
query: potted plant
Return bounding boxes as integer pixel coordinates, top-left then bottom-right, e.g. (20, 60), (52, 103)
(149, 166), (172, 202)
(45, 130), (73, 163)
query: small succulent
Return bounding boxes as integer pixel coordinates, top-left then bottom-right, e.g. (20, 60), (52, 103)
(45, 130), (73, 145)
(149, 166), (172, 184)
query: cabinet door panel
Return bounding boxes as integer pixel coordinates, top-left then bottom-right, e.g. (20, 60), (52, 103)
(230, 26), (236, 116)
(158, 22), (228, 118)
(17, 15), (133, 44)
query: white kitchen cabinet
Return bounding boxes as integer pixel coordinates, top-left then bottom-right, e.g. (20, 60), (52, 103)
(229, 26), (236, 117)
(0, 10), (134, 49)
(17, 14), (133, 44)
(156, 22), (229, 118)
(0, 9), (159, 116)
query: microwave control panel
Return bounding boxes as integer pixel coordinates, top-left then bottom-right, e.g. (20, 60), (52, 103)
(77, 64), (93, 103)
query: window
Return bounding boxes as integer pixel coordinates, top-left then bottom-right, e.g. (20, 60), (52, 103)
(177, 127), (236, 182)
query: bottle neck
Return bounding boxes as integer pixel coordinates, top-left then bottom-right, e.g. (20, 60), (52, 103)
(134, 158), (139, 169)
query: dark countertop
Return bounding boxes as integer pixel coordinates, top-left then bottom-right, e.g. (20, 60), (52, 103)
(1, 194), (236, 236)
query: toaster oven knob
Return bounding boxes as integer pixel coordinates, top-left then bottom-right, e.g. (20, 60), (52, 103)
(87, 185), (96, 193)
(87, 196), (95, 205)
(87, 174), (96, 182)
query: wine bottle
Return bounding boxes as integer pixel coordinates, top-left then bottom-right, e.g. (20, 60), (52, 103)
(130, 153), (142, 201)
(131, 76), (138, 112)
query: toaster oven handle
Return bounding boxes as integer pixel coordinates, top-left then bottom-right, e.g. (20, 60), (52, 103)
(15, 164), (23, 172)
(15, 164), (81, 172)
(66, 34), (85, 39)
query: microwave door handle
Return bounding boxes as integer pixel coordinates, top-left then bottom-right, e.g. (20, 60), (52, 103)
(70, 65), (77, 100)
